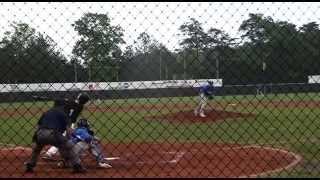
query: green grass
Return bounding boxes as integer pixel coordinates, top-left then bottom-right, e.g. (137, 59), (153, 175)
(1, 92), (320, 177)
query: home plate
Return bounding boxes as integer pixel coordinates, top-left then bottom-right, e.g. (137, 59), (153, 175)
(104, 157), (120, 160)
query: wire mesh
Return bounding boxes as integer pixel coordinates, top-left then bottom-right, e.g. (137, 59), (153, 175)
(0, 2), (319, 177)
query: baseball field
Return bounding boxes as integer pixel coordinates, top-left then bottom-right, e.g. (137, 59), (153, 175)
(0, 92), (319, 177)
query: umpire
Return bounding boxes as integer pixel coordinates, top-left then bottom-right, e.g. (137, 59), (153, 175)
(38, 93), (91, 160)
(25, 102), (85, 173)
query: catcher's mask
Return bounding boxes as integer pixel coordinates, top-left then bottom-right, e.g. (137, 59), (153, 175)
(77, 92), (90, 105)
(77, 118), (90, 128)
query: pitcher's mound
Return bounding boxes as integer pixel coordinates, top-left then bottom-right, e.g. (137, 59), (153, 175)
(146, 110), (255, 123)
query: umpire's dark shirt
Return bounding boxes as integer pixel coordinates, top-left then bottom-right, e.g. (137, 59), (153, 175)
(37, 106), (71, 133)
(54, 99), (83, 124)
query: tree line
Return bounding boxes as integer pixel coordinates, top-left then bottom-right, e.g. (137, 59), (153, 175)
(0, 13), (319, 85)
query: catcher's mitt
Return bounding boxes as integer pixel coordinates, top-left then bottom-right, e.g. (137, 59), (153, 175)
(88, 129), (94, 136)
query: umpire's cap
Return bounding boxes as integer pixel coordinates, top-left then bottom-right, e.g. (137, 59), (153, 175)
(77, 92), (90, 105)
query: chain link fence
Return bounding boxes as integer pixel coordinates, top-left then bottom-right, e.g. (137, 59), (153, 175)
(0, 2), (320, 177)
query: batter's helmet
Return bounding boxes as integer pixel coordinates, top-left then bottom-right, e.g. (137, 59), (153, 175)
(77, 92), (90, 105)
(77, 118), (90, 128)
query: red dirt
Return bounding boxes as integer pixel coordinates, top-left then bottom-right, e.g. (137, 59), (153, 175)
(0, 142), (301, 178)
(145, 109), (255, 123)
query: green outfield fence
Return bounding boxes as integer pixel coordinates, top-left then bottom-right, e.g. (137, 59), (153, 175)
(0, 2), (320, 178)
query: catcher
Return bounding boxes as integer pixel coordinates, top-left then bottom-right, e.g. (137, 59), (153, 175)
(194, 81), (215, 118)
(58, 118), (112, 169)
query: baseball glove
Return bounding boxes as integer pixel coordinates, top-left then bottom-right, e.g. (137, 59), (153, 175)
(88, 129), (94, 136)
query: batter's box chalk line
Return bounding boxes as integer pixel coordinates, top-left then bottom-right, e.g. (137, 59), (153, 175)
(108, 151), (187, 166)
(160, 151), (186, 164)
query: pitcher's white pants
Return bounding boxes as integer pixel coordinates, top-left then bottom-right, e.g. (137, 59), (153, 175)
(194, 93), (208, 116)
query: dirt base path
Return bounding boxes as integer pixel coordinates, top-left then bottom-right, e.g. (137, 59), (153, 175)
(0, 142), (301, 178)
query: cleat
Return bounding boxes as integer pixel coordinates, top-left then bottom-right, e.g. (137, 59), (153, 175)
(41, 154), (56, 161)
(25, 168), (34, 173)
(57, 160), (71, 168)
(24, 163), (34, 173)
(72, 165), (87, 173)
(199, 113), (207, 118)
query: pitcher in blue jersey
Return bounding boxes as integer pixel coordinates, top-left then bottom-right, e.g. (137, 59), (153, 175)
(194, 81), (215, 118)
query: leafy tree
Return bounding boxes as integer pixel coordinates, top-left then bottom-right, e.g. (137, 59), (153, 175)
(203, 28), (237, 79)
(239, 13), (274, 45)
(134, 32), (159, 54)
(178, 18), (237, 80)
(72, 13), (125, 81)
(179, 18), (207, 50)
(178, 18), (207, 79)
(0, 22), (71, 83)
(119, 32), (177, 81)
(239, 13), (301, 83)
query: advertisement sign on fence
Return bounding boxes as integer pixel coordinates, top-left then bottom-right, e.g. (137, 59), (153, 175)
(0, 79), (223, 93)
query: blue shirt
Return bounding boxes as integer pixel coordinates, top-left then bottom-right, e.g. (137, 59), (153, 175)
(71, 127), (93, 144)
(199, 84), (214, 96)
